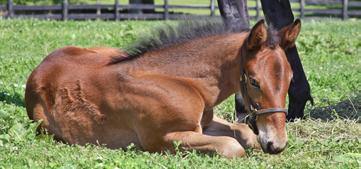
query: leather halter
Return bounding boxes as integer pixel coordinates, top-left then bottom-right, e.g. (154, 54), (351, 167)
(239, 72), (288, 134)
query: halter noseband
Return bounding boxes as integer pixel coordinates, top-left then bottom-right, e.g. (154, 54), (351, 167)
(239, 72), (288, 134)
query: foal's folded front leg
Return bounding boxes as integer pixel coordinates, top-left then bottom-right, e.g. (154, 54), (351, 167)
(164, 131), (246, 158)
(203, 116), (260, 150)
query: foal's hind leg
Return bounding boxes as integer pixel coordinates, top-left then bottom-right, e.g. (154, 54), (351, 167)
(203, 116), (260, 149)
(164, 131), (246, 158)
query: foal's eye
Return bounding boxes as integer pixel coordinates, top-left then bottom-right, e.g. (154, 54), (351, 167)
(249, 78), (260, 88)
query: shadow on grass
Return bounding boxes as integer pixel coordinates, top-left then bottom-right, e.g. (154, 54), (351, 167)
(0, 91), (25, 107)
(309, 92), (361, 123)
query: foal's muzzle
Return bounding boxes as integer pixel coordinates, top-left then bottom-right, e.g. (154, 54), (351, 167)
(261, 140), (288, 154)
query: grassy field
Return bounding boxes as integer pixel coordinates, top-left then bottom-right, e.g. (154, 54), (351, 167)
(0, 19), (360, 168)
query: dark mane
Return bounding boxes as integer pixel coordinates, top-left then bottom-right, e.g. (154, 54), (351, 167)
(110, 19), (249, 64)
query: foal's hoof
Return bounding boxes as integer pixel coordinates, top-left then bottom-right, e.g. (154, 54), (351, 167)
(245, 132), (261, 150)
(233, 123), (261, 150)
(218, 138), (246, 158)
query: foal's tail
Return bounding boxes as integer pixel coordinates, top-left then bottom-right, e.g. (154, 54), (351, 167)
(24, 68), (53, 132)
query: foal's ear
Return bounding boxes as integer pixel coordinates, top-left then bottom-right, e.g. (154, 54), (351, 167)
(247, 20), (267, 50)
(280, 19), (301, 49)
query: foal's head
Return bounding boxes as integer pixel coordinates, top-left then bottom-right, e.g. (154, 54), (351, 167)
(240, 19), (301, 154)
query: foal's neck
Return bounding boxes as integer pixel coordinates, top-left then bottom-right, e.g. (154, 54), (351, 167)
(134, 32), (247, 76)
(130, 32), (248, 107)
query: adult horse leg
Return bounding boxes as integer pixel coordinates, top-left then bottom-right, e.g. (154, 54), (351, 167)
(217, 0), (249, 31)
(217, 0), (249, 121)
(260, 0), (313, 120)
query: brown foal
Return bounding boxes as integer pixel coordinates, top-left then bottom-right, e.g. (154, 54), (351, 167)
(25, 19), (301, 158)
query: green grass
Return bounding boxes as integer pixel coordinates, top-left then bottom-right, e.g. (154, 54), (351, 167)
(0, 19), (360, 168)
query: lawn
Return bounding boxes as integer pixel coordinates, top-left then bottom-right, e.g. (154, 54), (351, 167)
(0, 19), (360, 168)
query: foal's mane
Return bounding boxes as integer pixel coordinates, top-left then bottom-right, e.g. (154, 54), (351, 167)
(110, 19), (249, 64)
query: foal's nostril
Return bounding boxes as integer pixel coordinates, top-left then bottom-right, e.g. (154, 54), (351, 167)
(266, 141), (274, 152)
